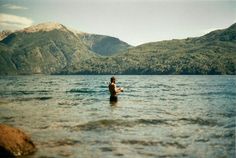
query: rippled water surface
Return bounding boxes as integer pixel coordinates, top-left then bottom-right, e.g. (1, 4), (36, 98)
(0, 75), (235, 158)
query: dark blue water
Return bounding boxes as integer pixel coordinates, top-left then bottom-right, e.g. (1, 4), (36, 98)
(0, 75), (235, 158)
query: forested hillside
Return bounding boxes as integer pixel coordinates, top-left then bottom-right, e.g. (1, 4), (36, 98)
(0, 22), (235, 75)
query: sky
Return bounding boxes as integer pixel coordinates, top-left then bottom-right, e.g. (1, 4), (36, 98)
(0, 0), (235, 46)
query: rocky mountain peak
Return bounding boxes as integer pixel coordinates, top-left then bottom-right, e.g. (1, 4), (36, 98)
(0, 30), (12, 41)
(21, 22), (67, 33)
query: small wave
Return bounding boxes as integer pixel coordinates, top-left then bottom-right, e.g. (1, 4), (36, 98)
(162, 89), (170, 91)
(0, 100), (10, 105)
(40, 139), (81, 148)
(166, 97), (184, 101)
(37, 90), (51, 93)
(137, 119), (170, 125)
(1, 116), (14, 120)
(72, 119), (129, 131)
(0, 90), (52, 97)
(26, 96), (52, 101)
(72, 118), (171, 131)
(100, 147), (114, 152)
(178, 117), (219, 127)
(37, 125), (50, 129)
(35, 96), (53, 100)
(157, 84), (173, 89)
(67, 88), (98, 94)
(223, 131), (235, 138)
(0, 91), (34, 96)
(114, 153), (124, 156)
(40, 81), (53, 84)
(99, 85), (108, 88)
(194, 138), (209, 142)
(169, 134), (190, 139)
(121, 140), (186, 149)
(121, 140), (158, 146)
(176, 83), (189, 86)
(210, 130), (234, 139)
(217, 112), (236, 118)
(224, 123), (235, 129)
(12, 96), (52, 101)
(137, 151), (157, 157)
(58, 101), (78, 106)
(170, 93), (188, 97)
(192, 92), (236, 97)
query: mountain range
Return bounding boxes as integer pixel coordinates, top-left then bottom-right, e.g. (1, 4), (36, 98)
(0, 22), (235, 75)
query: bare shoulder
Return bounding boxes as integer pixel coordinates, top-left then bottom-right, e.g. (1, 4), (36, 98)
(109, 83), (115, 89)
(109, 83), (115, 87)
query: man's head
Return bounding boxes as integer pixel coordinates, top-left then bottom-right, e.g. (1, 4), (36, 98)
(111, 76), (116, 83)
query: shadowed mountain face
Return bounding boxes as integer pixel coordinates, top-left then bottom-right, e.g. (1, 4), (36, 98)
(0, 22), (235, 75)
(79, 34), (132, 56)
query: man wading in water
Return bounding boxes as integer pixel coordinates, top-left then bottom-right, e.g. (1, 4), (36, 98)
(109, 76), (123, 103)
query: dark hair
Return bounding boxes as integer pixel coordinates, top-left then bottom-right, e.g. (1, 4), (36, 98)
(111, 76), (116, 82)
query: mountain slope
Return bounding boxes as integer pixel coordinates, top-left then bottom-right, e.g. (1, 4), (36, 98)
(0, 30), (12, 41)
(77, 33), (131, 56)
(72, 23), (236, 75)
(0, 22), (235, 75)
(117, 23), (236, 74)
(0, 22), (95, 75)
(0, 22), (133, 75)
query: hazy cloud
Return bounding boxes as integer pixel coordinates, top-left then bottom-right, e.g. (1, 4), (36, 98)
(0, 13), (33, 30)
(2, 3), (28, 10)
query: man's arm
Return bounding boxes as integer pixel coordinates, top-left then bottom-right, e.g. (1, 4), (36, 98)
(115, 84), (124, 93)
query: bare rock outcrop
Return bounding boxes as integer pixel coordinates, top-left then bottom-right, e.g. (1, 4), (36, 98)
(0, 124), (36, 157)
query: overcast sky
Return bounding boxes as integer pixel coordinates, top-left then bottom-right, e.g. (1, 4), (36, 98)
(0, 0), (235, 45)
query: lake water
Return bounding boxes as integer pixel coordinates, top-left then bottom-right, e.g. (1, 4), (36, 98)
(0, 75), (235, 158)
